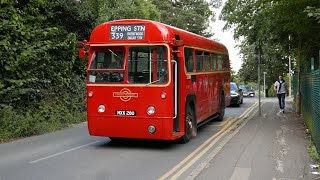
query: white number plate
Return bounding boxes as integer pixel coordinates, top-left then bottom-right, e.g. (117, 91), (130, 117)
(115, 110), (136, 116)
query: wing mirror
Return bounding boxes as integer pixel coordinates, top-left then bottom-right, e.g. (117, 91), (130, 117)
(77, 40), (89, 59)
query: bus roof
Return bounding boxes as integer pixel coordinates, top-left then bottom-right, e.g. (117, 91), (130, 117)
(90, 19), (228, 54)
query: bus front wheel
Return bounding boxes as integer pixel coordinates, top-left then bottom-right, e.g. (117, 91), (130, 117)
(179, 105), (196, 143)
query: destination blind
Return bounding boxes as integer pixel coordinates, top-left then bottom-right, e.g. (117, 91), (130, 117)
(110, 24), (145, 40)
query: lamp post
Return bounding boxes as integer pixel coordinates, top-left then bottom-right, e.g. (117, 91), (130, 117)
(255, 43), (262, 116)
(288, 35), (292, 98)
(263, 72), (267, 98)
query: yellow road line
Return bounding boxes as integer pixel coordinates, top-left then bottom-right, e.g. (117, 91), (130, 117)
(158, 117), (238, 180)
(239, 101), (259, 118)
(169, 103), (260, 179)
(209, 101), (259, 127)
(158, 100), (259, 180)
(210, 117), (233, 126)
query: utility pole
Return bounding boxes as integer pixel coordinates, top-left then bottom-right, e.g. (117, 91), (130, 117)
(263, 72), (267, 98)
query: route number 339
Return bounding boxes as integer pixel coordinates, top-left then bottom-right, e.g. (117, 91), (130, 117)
(111, 33), (124, 40)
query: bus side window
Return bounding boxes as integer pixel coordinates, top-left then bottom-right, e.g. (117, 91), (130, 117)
(196, 50), (203, 72)
(204, 52), (210, 71)
(223, 55), (228, 70)
(211, 53), (217, 71)
(184, 48), (193, 72)
(217, 54), (223, 70)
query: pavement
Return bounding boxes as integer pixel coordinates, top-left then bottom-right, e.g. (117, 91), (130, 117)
(196, 98), (317, 180)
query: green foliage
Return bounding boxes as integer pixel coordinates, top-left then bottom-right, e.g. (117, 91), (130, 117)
(0, 0), (88, 140)
(305, 6), (320, 23)
(81, 0), (160, 25)
(0, 75), (86, 140)
(0, 0), (81, 108)
(268, 85), (276, 97)
(222, 0), (320, 82)
(230, 68), (238, 83)
(308, 141), (320, 162)
(0, 103), (86, 139)
(152, 0), (214, 37)
(0, 0), (217, 140)
(237, 43), (288, 90)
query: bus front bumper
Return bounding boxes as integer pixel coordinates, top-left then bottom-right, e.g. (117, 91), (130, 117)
(87, 116), (180, 140)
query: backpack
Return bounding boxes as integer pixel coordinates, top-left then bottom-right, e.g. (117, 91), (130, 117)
(277, 80), (285, 93)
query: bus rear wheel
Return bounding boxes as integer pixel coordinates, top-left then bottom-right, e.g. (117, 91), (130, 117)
(217, 91), (225, 121)
(179, 105), (196, 143)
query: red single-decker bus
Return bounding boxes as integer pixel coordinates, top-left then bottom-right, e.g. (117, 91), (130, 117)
(78, 19), (231, 143)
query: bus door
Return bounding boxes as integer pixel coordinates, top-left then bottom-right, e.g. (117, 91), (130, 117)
(172, 46), (181, 132)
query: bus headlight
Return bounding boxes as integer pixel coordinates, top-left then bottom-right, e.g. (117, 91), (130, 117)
(88, 91), (93, 97)
(98, 105), (105, 113)
(147, 106), (156, 115)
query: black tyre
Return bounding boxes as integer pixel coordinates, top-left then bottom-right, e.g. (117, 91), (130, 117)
(109, 137), (126, 143)
(217, 91), (225, 121)
(179, 105), (196, 143)
(236, 103), (240, 107)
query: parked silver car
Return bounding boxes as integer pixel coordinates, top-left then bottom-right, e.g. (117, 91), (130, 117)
(239, 85), (255, 97)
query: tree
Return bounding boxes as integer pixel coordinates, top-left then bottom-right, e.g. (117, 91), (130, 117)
(221, 0), (320, 109)
(237, 43), (288, 89)
(305, 6), (320, 23)
(152, 0), (214, 37)
(230, 67), (238, 83)
(81, 0), (160, 25)
(0, 0), (88, 110)
(221, 0), (320, 66)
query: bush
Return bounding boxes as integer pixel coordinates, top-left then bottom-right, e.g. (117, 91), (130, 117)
(0, 1), (88, 141)
(0, 101), (86, 140)
(268, 76), (290, 97)
(268, 85), (276, 97)
(308, 141), (320, 163)
(0, 76), (86, 140)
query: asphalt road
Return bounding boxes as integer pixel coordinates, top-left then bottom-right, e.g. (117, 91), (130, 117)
(0, 98), (257, 180)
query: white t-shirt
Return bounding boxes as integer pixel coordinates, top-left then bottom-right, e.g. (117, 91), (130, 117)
(274, 80), (286, 94)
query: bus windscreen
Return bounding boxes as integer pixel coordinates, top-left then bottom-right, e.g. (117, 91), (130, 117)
(87, 45), (168, 84)
(128, 46), (168, 85)
(88, 46), (125, 83)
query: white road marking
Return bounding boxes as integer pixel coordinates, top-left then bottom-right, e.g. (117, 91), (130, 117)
(29, 141), (100, 164)
(276, 159), (284, 173)
(229, 167), (251, 180)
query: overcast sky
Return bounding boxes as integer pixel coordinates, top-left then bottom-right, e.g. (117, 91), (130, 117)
(209, 1), (242, 72)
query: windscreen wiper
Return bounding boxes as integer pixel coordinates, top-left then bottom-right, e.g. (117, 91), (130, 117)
(146, 79), (161, 86)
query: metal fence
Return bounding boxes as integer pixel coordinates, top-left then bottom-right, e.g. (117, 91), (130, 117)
(293, 70), (320, 151)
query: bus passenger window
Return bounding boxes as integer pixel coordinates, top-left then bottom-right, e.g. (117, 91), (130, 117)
(204, 52), (210, 71)
(196, 51), (203, 72)
(217, 54), (223, 70)
(184, 48), (193, 72)
(211, 53), (217, 71)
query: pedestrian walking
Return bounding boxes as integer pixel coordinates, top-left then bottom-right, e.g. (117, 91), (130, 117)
(274, 75), (287, 113)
